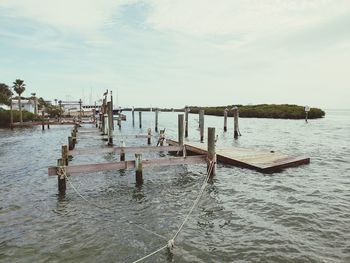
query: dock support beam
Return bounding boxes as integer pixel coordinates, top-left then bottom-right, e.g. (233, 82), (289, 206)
(155, 109), (159, 132)
(57, 158), (66, 195)
(207, 127), (216, 177)
(147, 128), (152, 145)
(132, 107), (135, 127)
(224, 108), (228, 132)
(107, 102), (113, 145)
(199, 109), (204, 143)
(62, 145), (69, 165)
(110, 91), (114, 130)
(68, 136), (73, 150)
(178, 114), (184, 147)
(233, 106), (239, 139)
(42, 110), (45, 130)
(120, 141), (125, 161)
(185, 106), (189, 138)
(135, 153), (143, 186)
(139, 112), (142, 129)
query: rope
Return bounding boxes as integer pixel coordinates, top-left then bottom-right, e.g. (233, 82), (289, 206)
(129, 160), (215, 263)
(130, 245), (168, 263)
(61, 159), (215, 263)
(171, 160), (214, 241)
(66, 176), (167, 241)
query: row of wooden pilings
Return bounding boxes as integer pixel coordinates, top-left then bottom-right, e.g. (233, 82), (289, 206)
(129, 106), (241, 141)
(55, 114), (217, 195)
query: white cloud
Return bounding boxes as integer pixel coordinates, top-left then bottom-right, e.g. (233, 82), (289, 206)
(147, 0), (350, 38)
(0, 0), (136, 37)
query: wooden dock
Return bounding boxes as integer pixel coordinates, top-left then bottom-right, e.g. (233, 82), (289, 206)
(167, 139), (310, 173)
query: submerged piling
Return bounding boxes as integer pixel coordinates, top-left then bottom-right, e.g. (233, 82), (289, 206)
(139, 112), (142, 129)
(155, 109), (159, 132)
(199, 109), (204, 142)
(185, 106), (189, 138)
(224, 108), (228, 132)
(207, 127), (216, 177)
(232, 106), (239, 139)
(57, 158), (66, 195)
(135, 153), (143, 185)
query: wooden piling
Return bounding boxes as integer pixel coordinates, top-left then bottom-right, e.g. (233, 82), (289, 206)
(42, 110), (45, 130)
(79, 99), (82, 120)
(139, 111), (142, 128)
(47, 117), (50, 129)
(72, 130), (77, 145)
(132, 107), (135, 127)
(147, 128), (152, 145)
(118, 112), (122, 128)
(224, 108), (228, 132)
(207, 127), (216, 177)
(135, 153), (143, 185)
(103, 113), (108, 135)
(155, 109), (159, 132)
(178, 114), (184, 147)
(120, 141), (125, 161)
(110, 91), (114, 130)
(233, 106), (239, 139)
(68, 136), (73, 150)
(199, 109), (204, 142)
(107, 102), (113, 145)
(185, 106), (189, 138)
(62, 145), (69, 165)
(57, 158), (66, 194)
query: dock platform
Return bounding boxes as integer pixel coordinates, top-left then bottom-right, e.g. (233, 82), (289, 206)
(167, 139), (310, 173)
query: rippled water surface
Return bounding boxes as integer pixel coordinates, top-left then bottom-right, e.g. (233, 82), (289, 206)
(0, 110), (349, 263)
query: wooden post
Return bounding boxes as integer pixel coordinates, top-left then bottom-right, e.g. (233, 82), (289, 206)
(185, 106), (189, 138)
(47, 117), (50, 129)
(107, 102), (113, 145)
(159, 129), (165, 146)
(132, 107), (135, 127)
(120, 140), (125, 161)
(110, 91), (114, 130)
(233, 106), (239, 139)
(57, 158), (66, 195)
(118, 112), (122, 128)
(41, 110), (45, 130)
(139, 111), (142, 128)
(155, 109), (159, 132)
(135, 153), (143, 185)
(62, 145), (69, 166)
(305, 105), (310, 123)
(224, 108), (228, 132)
(79, 99), (82, 120)
(178, 114), (184, 147)
(207, 127), (216, 177)
(199, 109), (204, 142)
(58, 100), (62, 122)
(103, 113), (108, 135)
(10, 96), (13, 130)
(68, 136), (73, 150)
(72, 130), (77, 145)
(147, 128), (152, 145)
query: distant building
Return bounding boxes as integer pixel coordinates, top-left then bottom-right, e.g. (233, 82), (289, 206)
(12, 99), (36, 113)
(0, 103), (10, 110)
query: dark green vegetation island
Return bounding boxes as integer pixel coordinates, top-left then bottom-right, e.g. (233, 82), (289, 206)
(131, 104), (325, 119)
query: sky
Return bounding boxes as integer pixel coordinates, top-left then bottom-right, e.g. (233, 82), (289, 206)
(0, 0), (349, 109)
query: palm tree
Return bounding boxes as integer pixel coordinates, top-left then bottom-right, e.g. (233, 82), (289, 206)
(13, 79), (26, 125)
(31, 92), (37, 115)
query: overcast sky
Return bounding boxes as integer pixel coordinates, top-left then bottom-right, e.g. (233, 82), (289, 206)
(1, 0), (349, 108)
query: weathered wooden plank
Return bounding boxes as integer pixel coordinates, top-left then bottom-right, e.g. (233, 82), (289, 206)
(48, 155), (206, 176)
(167, 139), (310, 173)
(69, 145), (183, 155)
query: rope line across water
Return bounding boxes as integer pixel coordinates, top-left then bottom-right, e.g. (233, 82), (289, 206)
(60, 159), (215, 263)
